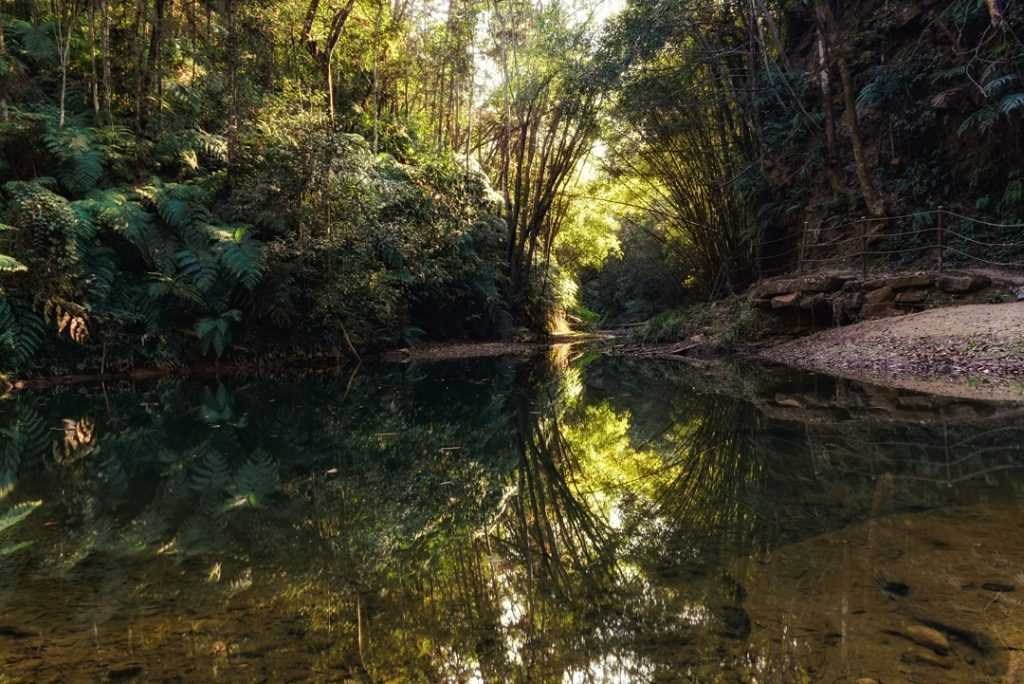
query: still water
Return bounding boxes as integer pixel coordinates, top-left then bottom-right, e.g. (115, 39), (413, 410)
(2, 351), (1024, 683)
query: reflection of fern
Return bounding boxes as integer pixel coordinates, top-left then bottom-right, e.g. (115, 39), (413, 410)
(229, 450), (280, 508)
(188, 447), (230, 492)
(0, 500), (42, 556)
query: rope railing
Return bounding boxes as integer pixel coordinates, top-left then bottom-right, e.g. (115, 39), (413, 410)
(755, 207), (1024, 280)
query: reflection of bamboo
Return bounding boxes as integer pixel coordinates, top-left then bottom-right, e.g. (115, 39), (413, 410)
(502, 392), (619, 601)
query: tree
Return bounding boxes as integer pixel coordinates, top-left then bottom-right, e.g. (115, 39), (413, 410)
(301, 0), (360, 121)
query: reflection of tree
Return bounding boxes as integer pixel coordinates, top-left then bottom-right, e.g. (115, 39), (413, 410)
(4, 356), (1023, 682)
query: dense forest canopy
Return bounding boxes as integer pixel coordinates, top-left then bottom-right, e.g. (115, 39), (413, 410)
(1, 0), (1022, 375)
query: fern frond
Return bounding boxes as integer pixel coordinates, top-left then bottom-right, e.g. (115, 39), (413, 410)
(0, 295), (45, 368)
(0, 254), (27, 273)
(228, 450), (280, 508)
(188, 447), (230, 492)
(0, 499), (42, 535)
(1000, 92), (1024, 116)
(984, 74), (1020, 97)
(175, 247), (220, 292)
(218, 235), (265, 290)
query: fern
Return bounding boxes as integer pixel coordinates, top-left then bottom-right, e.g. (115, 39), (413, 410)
(218, 231), (265, 290)
(175, 247), (220, 291)
(0, 254), (27, 273)
(0, 500), (42, 556)
(188, 447), (230, 492)
(7, 19), (56, 65)
(0, 295), (45, 369)
(984, 74), (1020, 97)
(958, 105), (1000, 136)
(1000, 92), (1024, 116)
(86, 190), (157, 253)
(41, 123), (105, 196)
(228, 450), (280, 508)
(195, 309), (241, 358)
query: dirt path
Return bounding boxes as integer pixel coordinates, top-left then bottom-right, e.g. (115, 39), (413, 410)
(762, 302), (1024, 401)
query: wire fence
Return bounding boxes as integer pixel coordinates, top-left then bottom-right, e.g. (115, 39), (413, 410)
(756, 208), (1024, 280)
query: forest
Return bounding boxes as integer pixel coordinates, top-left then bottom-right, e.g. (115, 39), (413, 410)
(1, 0), (1022, 377)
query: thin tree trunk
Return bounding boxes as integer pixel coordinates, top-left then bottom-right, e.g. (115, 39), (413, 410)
(816, 25), (842, 195)
(838, 56), (884, 217)
(370, 0), (383, 151)
(88, 1), (99, 117)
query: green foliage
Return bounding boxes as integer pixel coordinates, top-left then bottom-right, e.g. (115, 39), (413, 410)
(195, 309), (242, 358)
(41, 121), (105, 196)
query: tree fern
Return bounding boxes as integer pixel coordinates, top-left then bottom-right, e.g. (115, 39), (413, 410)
(7, 19), (56, 65)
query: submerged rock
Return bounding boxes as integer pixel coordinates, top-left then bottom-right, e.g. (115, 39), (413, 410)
(903, 625), (950, 654)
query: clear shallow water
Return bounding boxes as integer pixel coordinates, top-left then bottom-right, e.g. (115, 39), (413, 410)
(2, 353), (1024, 683)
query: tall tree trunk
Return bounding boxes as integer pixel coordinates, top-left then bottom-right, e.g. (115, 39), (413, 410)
(88, 1), (99, 117)
(133, 0), (148, 134)
(100, 0), (112, 122)
(838, 56), (885, 217)
(0, 19), (8, 122)
(226, 0), (239, 176)
(140, 0), (167, 132)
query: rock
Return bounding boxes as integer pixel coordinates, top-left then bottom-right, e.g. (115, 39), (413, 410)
(864, 273), (933, 290)
(862, 300), (899, 319)
(798, 293), (827, 310)
(1015, 286), (1024, 301)
(880, 579), (910, 598)
(855, 679), (879, 684)
(771, 292), (800, 309)
(752, 274), (844, 299)
(901, 649), (953, 669)
(904, 625), (950, 654)
(865, 286), (894, 305)
(896, 290), (928, 305)
(936, 273), (991, 293)
(981, 581), (1015, 593)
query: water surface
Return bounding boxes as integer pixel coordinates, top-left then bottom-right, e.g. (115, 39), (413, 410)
(2, 354), (1024, 682)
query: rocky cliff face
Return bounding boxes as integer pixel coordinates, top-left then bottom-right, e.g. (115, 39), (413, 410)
(761, 0), (1023, 269)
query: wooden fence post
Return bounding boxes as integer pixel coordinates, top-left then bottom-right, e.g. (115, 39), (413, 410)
(937, 207), (944, 272)
(860, 217), (867, 278)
